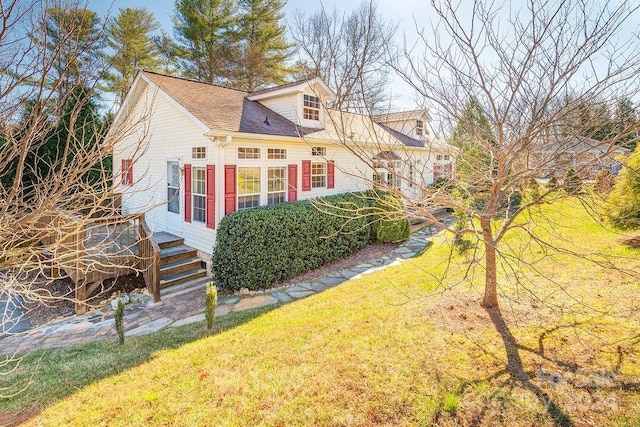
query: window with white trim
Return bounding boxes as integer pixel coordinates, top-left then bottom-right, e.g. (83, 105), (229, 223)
(311, 162), (326, 188)
(192, 146), (206, 159)
(267, 148), (287, 159)
(238, 167), (261, 209)
(238, 147), (260, 159)
(303, 94), (320, 120)
(267, 167), (286, 205)
(311, 146), (326, 156)
(408, 163), (414, 188)
(436, 154), (443, 161)
(434, 163), (453, 180)
(192, 167), (206, 223)
(416, 120), (424, 136)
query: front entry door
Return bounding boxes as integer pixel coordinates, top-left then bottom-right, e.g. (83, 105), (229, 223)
(166, 161), (182, 235)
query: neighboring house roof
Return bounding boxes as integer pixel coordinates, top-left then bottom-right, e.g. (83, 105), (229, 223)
(122, 71), (450, 151)
(539, 135), (631, 156)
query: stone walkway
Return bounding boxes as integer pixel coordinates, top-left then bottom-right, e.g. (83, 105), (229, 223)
(0, 225), (440, 355)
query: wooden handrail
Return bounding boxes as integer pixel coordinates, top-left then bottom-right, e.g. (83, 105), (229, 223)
(139, 219), (161, 303)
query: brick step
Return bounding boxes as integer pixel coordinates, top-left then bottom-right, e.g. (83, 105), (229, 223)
(160, 276), (209, 300)
(160, 244), (197, 265)
(160, 257), (203, 280)
(160, 268), (207, 289)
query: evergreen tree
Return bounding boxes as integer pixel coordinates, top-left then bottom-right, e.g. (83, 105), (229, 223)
(154, 30), (181, 75)
(613, 99), (639, 150)
(105, 7), (161, 103)
(173, 0), (237, 84)
(232, 0), (293, 90)
(606, 145), (640, 230)
(449, 96), (496, 184)
(44, 6), (104, 102)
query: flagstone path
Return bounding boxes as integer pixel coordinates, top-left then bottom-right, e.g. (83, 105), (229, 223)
(0, 225), (441, 355)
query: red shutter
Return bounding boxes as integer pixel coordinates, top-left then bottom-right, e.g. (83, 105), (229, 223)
(302, 160), (311, 191)
(121, 159), (126, 185)
(327, 160), (335, 189)
(224, 165), (237, 215)
(447, 162), (453, 180)
(127, 160), (133, 185)
(206, 165), (215, 229)
(184, 164), (192, 223)
(288, 164), (297, 202)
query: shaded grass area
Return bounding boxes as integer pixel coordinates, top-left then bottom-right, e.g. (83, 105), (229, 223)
(0, 306), (275, 425)
(3, 198), (640, 426)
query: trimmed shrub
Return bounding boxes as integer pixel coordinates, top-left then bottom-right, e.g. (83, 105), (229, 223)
(369, 191), (410, 243)
(205, 281), (217, 331)
(212, 193), (372, 291)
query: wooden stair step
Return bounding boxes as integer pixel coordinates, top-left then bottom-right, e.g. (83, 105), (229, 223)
(160, 244), (197, 265)
(154, 232), (185, 249)
(160, 257), (203, 279)
(160, 268), (207, 289)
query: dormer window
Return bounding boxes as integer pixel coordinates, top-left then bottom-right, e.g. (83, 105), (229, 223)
(416, 120), (424, 136)
(303, 95), (320, 121)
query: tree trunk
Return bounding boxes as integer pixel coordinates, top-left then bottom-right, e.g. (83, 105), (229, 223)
(480, 217), (499, 310)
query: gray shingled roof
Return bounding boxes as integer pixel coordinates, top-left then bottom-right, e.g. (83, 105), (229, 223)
(140, 71), (442, 148)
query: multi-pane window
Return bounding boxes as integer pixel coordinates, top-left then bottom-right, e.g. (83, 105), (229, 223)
(267, 148), (287, 159)
(436, 154), (443, 161)
(311, 146), (326, 156)
(416, 120), (424, 136)
(238, 167), (261, 209)
(192, 146), (206, 159)
(238, 147), (260, 159)
(268, 167), (286, 205)
(303, 95), (320, 120)
(443, 154), (450, 161)
(311, 162), (326, 188)
(192, 167), (206, 223)
(434, 164), (453, 180)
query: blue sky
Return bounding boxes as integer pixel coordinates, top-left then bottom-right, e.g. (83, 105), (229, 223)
(88, 0), (424, 109)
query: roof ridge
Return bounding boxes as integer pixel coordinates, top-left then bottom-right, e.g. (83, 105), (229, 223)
(141, 70), (249, 94)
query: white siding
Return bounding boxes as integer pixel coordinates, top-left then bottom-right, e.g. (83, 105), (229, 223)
(113, 83), (217, 256)
(258, 93), (299, 124)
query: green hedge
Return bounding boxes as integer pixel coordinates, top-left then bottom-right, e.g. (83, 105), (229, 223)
(212, 193), (373, 291)
(369, 191), (410, 243)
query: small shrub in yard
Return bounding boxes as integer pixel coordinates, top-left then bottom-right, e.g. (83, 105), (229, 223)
(369, 191), (410, 243)
(564, 167), (583, 194)
(115, 297), (125, 345)
(452, 211), (473, 254)
(212, 193), (372, 292)
(205, 282), (217, 331)
(594, 169), (615, 195)
(606, 146), (640, 229)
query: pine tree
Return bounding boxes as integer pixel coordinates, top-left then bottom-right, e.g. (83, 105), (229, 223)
(43, 6), (103, 102)
(449, 96), (496, 184)
(105, 7), (161, 103)
(233, 0), (293, 90)
(173, 0), (237, 85)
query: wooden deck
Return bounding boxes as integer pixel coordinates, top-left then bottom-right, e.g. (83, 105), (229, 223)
(41, 211), (161, 314)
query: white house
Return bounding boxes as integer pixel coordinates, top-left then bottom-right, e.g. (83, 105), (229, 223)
(109, 71), (455, 270)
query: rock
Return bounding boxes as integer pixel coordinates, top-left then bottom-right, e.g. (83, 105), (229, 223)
(272, 291), (293, 303)
(233, 295), (278, 311)
(287, 290), (315, 299)
(239, 288), (250, 295)
(110, 294), (130, 310)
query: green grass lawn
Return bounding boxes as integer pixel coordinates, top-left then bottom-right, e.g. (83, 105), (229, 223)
(3, 198), (640, 426)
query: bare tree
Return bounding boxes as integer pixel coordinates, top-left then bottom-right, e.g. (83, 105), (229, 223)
(291, 0), (397, 113)
(0, 0), (150, 397)
(319, 0), (640, 310)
